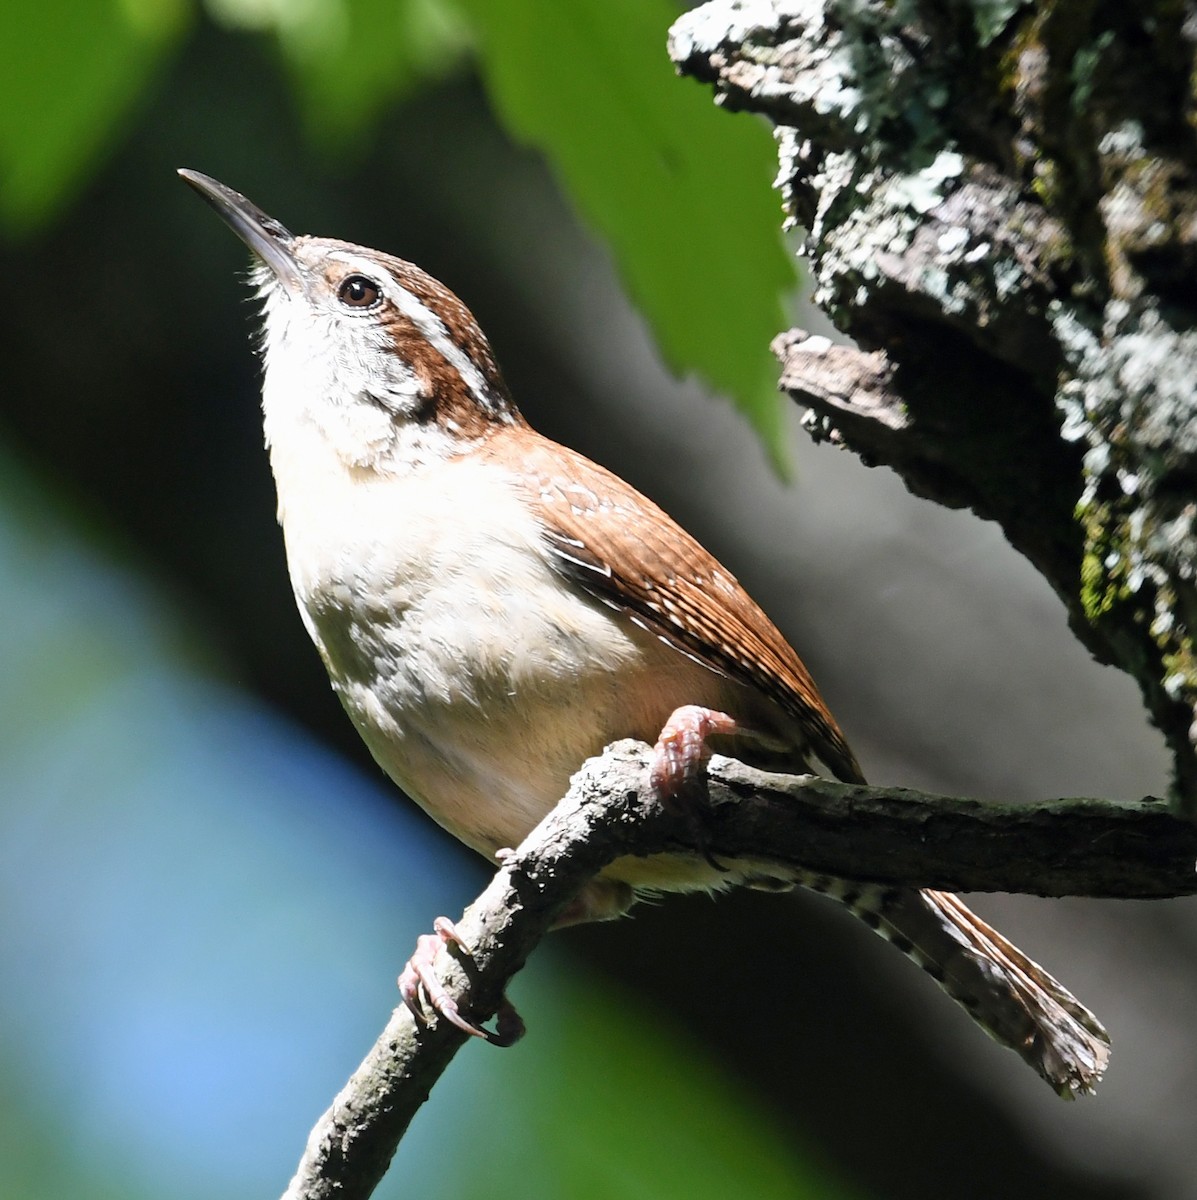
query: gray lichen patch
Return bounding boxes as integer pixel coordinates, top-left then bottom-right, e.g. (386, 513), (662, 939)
(1056, 296), (1197, 738)
(671, 0), (952, 157)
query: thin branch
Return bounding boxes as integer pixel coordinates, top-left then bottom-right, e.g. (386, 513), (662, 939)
(280, 739), (1196, 1200)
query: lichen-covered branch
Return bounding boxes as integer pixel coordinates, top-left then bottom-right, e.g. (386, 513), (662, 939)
(280, 739), (1195, 1199)
(670, 0), (1197, 809)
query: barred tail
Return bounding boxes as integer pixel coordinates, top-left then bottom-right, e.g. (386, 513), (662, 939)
(804, 877), (1110, 1097)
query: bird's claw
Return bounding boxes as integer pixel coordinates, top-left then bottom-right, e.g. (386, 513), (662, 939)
(650, 706), (740, 872)
(398, 917), (524, 1046)
(650, 705), (739, 799)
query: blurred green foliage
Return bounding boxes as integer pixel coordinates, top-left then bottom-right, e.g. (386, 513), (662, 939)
(211, 0), (470, 147)
(0, 0), (793, 463)
(457, 0), (792, 463)
(0, 0), (188, 233)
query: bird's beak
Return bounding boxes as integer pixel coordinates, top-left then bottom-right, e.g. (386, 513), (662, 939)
(178, 169), (303, 295)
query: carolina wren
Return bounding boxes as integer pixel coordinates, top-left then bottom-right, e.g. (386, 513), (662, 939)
(180, 169), (1110, 1097)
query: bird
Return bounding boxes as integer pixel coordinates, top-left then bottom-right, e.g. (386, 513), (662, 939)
(179, 168), (1111, 1097)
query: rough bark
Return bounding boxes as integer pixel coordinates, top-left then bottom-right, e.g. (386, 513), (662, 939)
(669, 0), (1197, 810)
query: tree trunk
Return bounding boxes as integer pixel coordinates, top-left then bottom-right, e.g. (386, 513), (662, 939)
(670, 0), (1197, 809)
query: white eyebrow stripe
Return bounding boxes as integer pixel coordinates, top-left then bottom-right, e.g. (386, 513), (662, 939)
(330, 251), (505, 417)
(391, 284), (496, 407)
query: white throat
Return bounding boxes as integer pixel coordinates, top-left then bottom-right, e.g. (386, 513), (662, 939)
(253, 276), (462, 540)
(256, 274), (436, 479)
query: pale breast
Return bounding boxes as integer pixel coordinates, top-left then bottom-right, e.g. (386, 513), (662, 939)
(274, 451), (731, 857)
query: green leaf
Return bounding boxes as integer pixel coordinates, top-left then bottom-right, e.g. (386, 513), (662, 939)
(0, 0), (187, 237)
(452, 0), (795, 468)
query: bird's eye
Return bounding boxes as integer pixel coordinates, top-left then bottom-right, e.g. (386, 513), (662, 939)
(337, 274), (381, 308)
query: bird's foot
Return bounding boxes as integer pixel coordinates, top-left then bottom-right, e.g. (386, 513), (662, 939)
(398, 916), (524, 1046)
(650, 705), (740, 872)
(650, 705), (740, 799)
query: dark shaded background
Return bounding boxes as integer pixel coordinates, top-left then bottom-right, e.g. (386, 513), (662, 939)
(1, 17), (1188, 1200)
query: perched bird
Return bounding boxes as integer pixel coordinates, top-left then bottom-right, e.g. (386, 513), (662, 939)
(180, 169), (1110, 1097)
